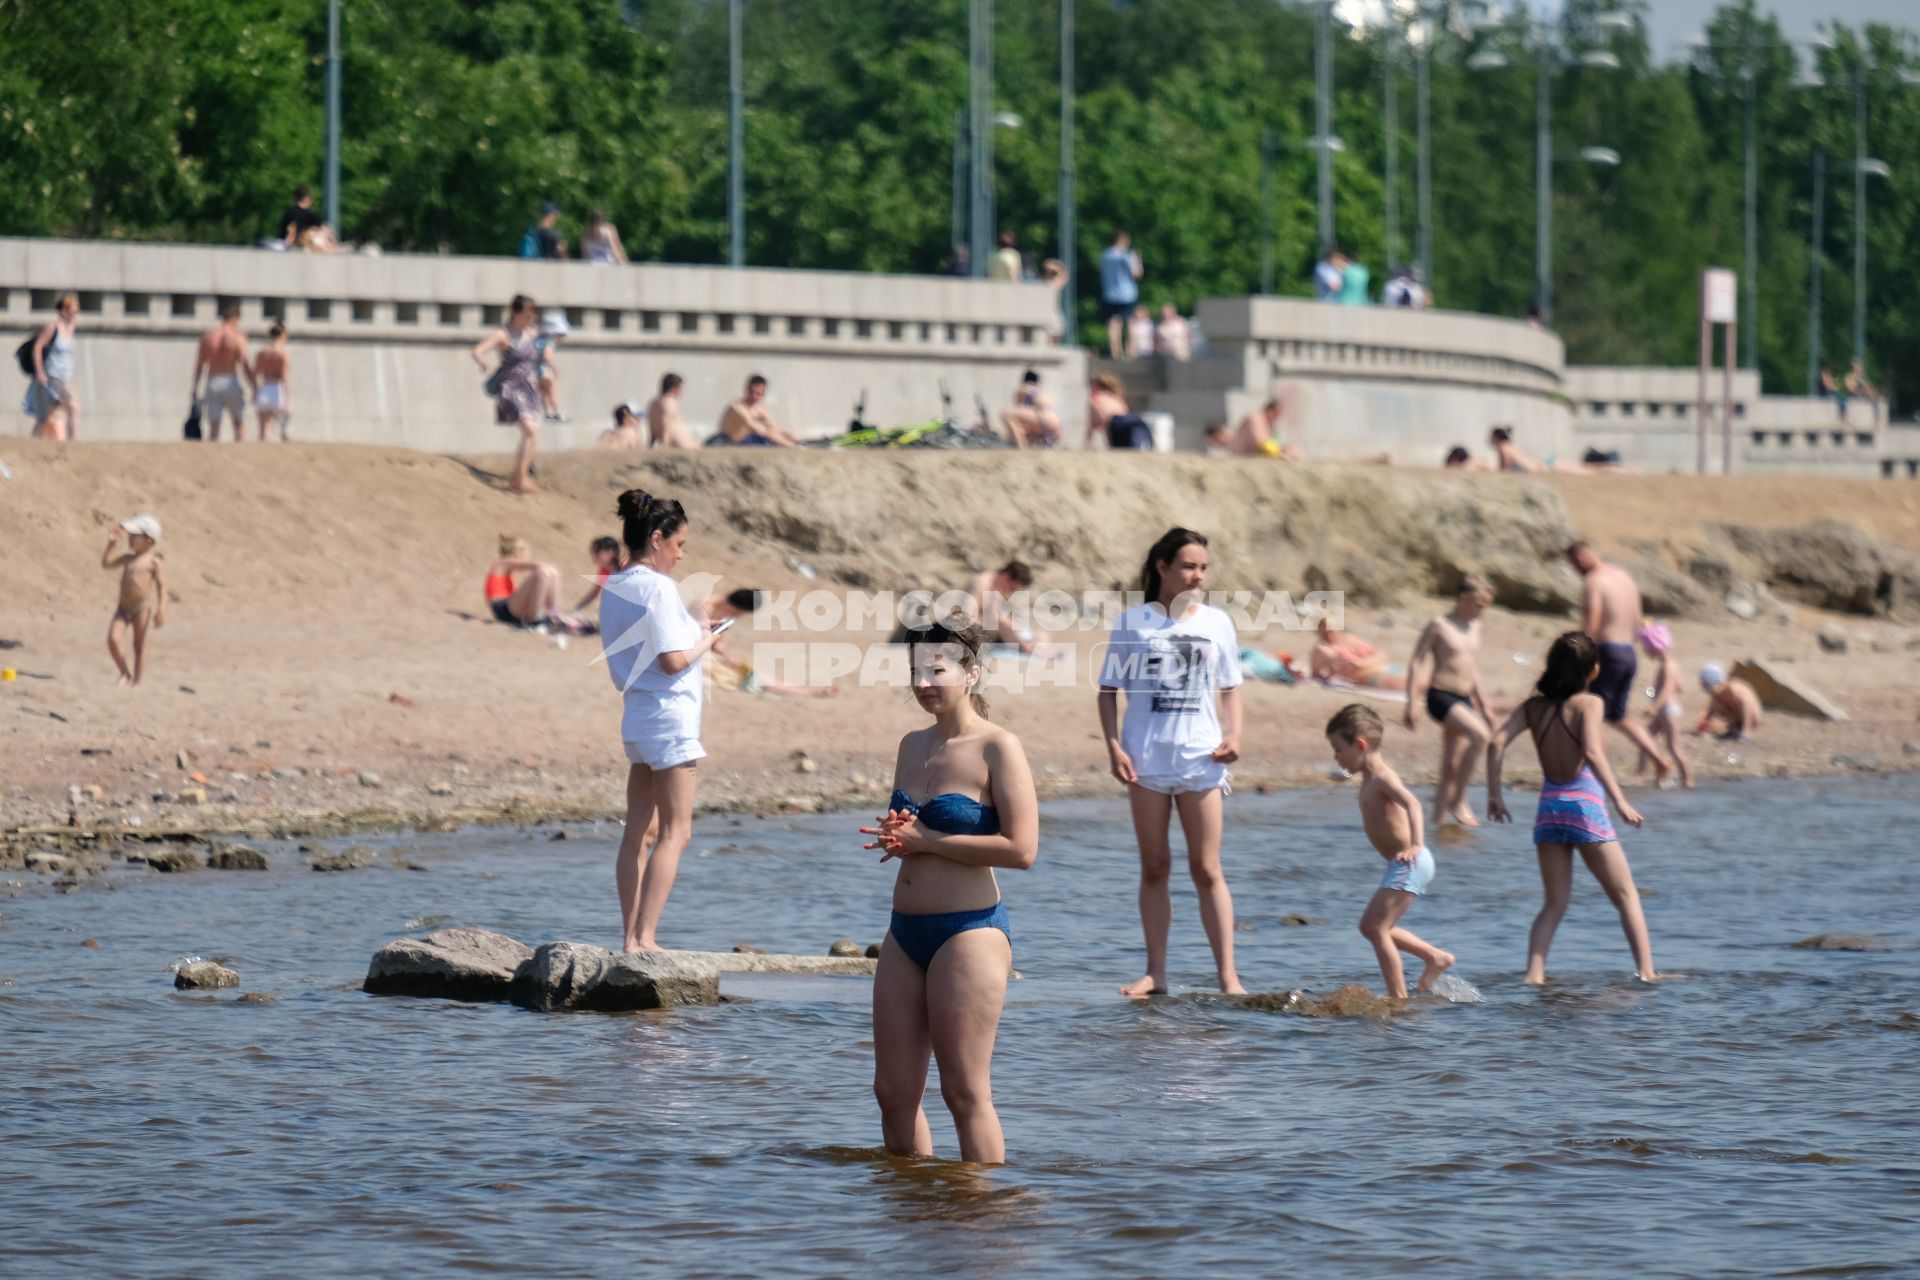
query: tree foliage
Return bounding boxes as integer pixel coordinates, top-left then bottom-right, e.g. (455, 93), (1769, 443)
(1, 0), (1915, 407)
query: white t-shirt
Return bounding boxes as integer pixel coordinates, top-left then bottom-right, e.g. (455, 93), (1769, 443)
(599, 564), (704, 743)
(1099, 603), (1242, 776)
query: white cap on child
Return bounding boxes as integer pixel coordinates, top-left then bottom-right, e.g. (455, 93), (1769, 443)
(120, 514), (163, 542)
(1699, 661), (1726, 687)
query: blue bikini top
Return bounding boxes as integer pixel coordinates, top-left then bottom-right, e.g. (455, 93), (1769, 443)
(889, 787), (1000, 835)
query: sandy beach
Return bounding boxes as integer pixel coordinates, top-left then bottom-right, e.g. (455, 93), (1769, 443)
(2, 441), (1917, 842)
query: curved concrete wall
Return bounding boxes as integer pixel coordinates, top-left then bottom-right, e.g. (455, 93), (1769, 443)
(1, 238), (1086, 449)
(1149, 296), (1571, 461)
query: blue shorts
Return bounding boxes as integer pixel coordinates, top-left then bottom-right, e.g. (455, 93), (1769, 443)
(1378, 847), (1435, 896)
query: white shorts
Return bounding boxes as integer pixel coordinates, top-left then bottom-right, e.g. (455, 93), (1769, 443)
(1132, 759), (1232, 797)
(623, 737), (706, 769)
(204, 374), (247, 421)
(255, 381), (287, 412)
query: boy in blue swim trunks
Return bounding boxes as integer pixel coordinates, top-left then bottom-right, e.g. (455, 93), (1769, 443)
(1327, 704), (1455, 998)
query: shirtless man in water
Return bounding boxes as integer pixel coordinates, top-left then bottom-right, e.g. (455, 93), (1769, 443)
(1569, 541), (1671, 782)
(1404, 574), (1496, 828)
(647, 373), (698, 449)
(718, 374), (799, 446)
(192, 303), (254, 442)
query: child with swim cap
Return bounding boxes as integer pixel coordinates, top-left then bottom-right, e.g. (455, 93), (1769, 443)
(1635, 621), (1695, 788)
(1326, 704), (1454, 998)
(1698, 662), (1762, 740)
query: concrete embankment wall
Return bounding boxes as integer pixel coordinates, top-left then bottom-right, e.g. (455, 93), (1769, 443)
(2, 237), (1085, 449)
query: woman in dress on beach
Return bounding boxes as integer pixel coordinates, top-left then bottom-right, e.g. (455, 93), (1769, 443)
(470, 294), (544, 495)
(1486, 631), (1658, 983)
(599, 489), (728, 954)
(860, 620), (1038, 1165)
(1098, 527), (1247, 997)
(25, 292), (81, 440)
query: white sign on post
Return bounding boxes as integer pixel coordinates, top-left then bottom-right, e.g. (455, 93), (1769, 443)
(1702, 268), (1738, 324)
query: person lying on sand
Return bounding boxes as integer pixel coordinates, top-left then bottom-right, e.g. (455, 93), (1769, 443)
(1311, 617), (1407, 690)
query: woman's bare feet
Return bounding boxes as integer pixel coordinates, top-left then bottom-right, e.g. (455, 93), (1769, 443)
(621, 940), (666, 956)
(1119, 974), (1167, 999)
(116, 673), (131, 687)
(1220, 974), (1248, 996)
(1416, 949), (1456, 993)
(1449, 806), (1481, 829)
(1522, 969), (1547, 986)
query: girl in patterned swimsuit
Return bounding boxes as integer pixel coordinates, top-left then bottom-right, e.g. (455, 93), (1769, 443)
(1486, 631), (1659, 984)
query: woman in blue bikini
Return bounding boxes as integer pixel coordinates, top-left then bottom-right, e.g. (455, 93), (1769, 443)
(859, 620), (1038, 1165)
(1486, 631), (1658, 984)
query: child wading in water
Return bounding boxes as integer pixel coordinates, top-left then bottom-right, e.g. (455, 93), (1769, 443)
(1635, 622), (1695, 788)
(1487, 631), (1658, 983)
(861, 621), (1038, 1165)
(102, 515), (166, 686)
(1326, 704), (1454, 997)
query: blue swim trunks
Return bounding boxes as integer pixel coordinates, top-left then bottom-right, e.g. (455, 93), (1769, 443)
(1378, 847), (1436, 896)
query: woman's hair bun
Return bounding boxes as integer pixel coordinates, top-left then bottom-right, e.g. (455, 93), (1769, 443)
(616, 490), (655, 521)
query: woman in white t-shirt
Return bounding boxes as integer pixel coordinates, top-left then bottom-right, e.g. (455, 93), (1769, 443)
(599, 488), (727, 954)
(1098, 527), (1247, 998)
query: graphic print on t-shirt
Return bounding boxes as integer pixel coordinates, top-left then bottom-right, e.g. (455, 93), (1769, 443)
(1147, 634), (1212, 714)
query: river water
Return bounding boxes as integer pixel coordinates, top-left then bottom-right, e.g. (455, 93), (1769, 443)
(3, 775), (1915, 1277)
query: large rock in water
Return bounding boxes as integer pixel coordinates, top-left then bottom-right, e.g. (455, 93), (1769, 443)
(508, 942), (721, 1012)
(363, 927), (534, 1002)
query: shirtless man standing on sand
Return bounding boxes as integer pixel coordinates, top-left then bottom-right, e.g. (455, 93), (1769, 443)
(192, 303), (254, 442)
(647, 373), (698, 449)
(1569, 541), (1671, 782)
(1404, 573), (1496, 828)
(718, 374), (799, 447)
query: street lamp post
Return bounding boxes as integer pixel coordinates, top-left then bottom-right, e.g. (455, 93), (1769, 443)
(325, 0), (341, 232)
(1469, 13), (1629, 325)
(1314, 1), (1334, 249)
(1383, 20), (1399, 269)
(1415, 15), (1432, 288)
(1535, 38), (1551, 318)
(968, 0), (993, 279)
(728, 0), (744, 268)
(1805, 149), (1824, 395)
(1058, 0), (1075, 335)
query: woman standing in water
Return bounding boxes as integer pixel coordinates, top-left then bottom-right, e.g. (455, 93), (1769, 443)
(470, 294), (544, 495)
(600, 489), (727, 954)
(1486, 631), (1658, 983)
(1099, 527), (1247, 997)
(860, 621), (1038, 1165)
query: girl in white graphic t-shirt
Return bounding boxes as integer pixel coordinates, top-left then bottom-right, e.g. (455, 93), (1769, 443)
(1098, 527), (1247, 998)
(599, 488), (728, 954)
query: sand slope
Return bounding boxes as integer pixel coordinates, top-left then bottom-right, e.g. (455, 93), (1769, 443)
(1, 440), (1915, 835)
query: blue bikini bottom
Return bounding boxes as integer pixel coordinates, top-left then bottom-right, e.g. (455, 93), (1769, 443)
(887, 902), (1011, 971)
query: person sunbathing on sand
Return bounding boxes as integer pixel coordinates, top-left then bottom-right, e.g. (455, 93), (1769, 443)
(483, 534), (567, 629)
(1311, 617), (1407, 690)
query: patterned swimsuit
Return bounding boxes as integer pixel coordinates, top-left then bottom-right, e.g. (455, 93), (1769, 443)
(1530, 702), (1619, 847)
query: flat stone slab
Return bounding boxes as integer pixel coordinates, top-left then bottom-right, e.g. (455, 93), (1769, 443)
(1732, 659), (1848, 722)
(365, 932), (875, 1012)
